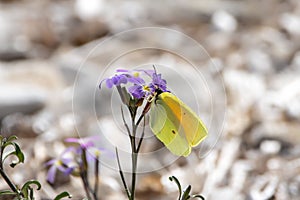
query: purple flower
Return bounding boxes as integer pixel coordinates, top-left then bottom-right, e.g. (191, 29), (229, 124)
(46, 148), (75, 184)
(65, 136), (106, 162)
(128, 84), (151, 99)
(65, 136), (98, 150)
(149, 72), (168, 93)
(99, 68), (169, 100)
(105, 74), (128, 88)
(99, 69), (147, 89)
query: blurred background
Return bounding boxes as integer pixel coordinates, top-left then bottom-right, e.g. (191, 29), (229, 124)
(1, 0), (300, 199)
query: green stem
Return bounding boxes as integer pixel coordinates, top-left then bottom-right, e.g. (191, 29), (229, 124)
(0, 168), (19, 194)
(0, 141), (19, 195)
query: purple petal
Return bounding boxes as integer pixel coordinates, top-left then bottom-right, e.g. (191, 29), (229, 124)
(80, 140), (94, 149)
(116, 69), (129, 73)
(106, 78), (114, 88)
(150, 72), (168, 92)
(127, 76), (145, 84)
(111, 76), (120, 85)
(117, 75), (128, 85)
(129, 85), (144, 99)
(61, 157), (73, 165)
(57, 165), (73, 175)
(45, 159), (56, 166)
(47, 165), (57, 184)
(65, 138), (79, 143)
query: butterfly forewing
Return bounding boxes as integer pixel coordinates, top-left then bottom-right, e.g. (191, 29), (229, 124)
(159, 93), (207, 147)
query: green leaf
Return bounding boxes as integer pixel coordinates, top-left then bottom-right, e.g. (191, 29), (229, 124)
(0, 190), (16, 195)
(9, 143), (25, 168)
(21, 180), (41, 191)
(192, 194), (205, 200)
(169, 176), (182, 199)
(54, 191), (72, 200)
(181, 185), (191, 200)
(7, 135), (18, 143)
(21, 180), (41, 198)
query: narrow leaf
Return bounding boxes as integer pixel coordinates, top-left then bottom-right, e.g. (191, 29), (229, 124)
(169, 176), (182, 199)
(21, 180), (41, 193)
(192, 194), (205, 200)
(54, 191), (72, 200)
(181, 185), (191, 200)
(7, 135), (18, 143)
(9, 143), (25, 168)
(0, 190), (16, 195)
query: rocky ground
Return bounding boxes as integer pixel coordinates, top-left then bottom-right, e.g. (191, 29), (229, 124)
(0, 0), (300, 199)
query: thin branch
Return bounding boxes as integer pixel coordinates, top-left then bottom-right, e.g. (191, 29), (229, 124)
(121, 106), (132, 137)
(115, 148), (131, 199)
(0, 168), (19, 194)
(135, 113), (145, 128)
(137, 117), (146, 153)
(80, 150), (92, 200)
(93, 155), (100, 200)
(130, 152), (137, 200)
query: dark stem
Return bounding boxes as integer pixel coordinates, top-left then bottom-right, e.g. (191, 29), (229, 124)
(136, 117), (146, 153)
(121, 106), (132, 137)
(129, 106), (139, 200)
(116, 148), (131, 199)
(0, 168), (19, 194)
(130, 152), (137, 200)
(119, 103), (146, 200)
(93, 155), (100, 200)
(135, 113), (145, 128)
(80, 172), (92, 200)
(80, 149), (92, 200)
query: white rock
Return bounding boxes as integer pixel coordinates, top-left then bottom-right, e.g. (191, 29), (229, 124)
(224, 69), (266, 109)
(279, 13), (300, 36)
(212, 10), (237, 32)
(75, 0), (104, 20)
(0, 85), (46, 119)
(291, 51), (300, 71)
(245, 49), (273, 74)
(260, 140), (281, 154)
(250, 174), (279, 200)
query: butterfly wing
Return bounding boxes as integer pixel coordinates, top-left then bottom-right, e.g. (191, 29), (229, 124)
(160, 92), (207, 147)
(150, 95), (191, 156)
(150, 92), (207, 156)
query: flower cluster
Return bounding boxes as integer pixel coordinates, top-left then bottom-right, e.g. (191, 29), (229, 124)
(46, 136), (104, 184)
(100, 69), (168, 100)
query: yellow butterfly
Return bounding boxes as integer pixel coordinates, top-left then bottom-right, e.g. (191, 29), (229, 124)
(150, 92), (207, 157)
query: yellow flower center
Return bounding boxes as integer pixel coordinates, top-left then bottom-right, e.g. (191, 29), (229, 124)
(133, 72), (139, 77)
(143, 85), (150, 91)
(55, 160), (63, 166)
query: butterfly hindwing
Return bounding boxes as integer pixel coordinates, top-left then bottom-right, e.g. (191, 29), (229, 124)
(150, 95), (191, 156)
